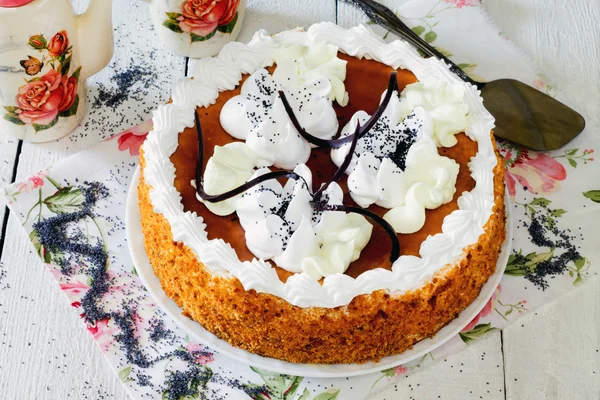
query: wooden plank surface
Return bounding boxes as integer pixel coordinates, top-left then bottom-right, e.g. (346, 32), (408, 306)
(0, 0), (598, 399)
(485, 1), (600, 399)
(503, 279), (600, 400)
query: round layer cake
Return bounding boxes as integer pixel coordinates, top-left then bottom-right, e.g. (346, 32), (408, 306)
(138, 23), (506, 364)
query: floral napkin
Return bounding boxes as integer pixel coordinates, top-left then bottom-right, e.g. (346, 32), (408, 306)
(2, 0), (599, 399)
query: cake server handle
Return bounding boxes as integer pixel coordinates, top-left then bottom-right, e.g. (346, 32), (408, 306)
(341, 0), (484, 89)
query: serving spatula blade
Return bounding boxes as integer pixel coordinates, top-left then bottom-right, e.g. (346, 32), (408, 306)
(342, 0), (586, 151)
(481, 79), (585, 151)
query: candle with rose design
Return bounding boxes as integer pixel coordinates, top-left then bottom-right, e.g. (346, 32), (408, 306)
(10, 32), (80, 129)
(0, 0), (113, 143)
(145, 0), (246, 58)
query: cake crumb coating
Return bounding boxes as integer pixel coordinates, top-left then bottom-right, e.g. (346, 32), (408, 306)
(137, 136), (505, 364)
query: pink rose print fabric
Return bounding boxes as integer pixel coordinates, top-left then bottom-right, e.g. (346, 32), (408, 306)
(501, 146), (567, 196)
(113, 120), (153, 156)
(444, 0), (479, 8)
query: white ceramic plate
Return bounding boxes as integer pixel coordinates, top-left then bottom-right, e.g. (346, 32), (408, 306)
(126, 168), (512, 378)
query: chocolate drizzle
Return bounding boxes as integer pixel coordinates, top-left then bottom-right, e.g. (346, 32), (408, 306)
(278, 71), (398, 148)
(314, 122), (362, 199)
(194, 72), (402, 263)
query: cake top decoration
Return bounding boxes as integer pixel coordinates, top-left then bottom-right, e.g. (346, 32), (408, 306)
(193, 91), (400, 278)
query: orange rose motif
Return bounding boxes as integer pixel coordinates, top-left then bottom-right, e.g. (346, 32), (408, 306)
(163, 0), (240, 40)
(47, 30), (69, 57)
(15, 69), (64, 125)
(58, 75), (78, 113)
(177, 0), (228, 36)
(219, 0), (239, 26)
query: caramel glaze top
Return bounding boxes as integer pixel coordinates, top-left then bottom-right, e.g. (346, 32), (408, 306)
(171, 54), (478, 283)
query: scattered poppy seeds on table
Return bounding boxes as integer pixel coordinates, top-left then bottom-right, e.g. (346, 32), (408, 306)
(30, 179), (274, 399)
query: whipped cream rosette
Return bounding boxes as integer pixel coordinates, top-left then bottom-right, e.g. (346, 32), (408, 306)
(398, 80), (469, 147)
(331, 79), (468, 234)
(272, 43), (349, 106)
(219, 68), (339, 169)
(196, 142), (258, 216)
(236, 164), (372, 280)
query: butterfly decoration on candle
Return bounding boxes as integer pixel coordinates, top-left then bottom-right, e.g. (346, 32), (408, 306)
(20, 55), (44, 76)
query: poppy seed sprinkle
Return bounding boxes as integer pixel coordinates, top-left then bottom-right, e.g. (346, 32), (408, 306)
(31, 181), (154, 366)
(149, 318), (174, 343)
(162, 366), (214, 400)
(93, 65), (159, 110)
(0, 263), (8, 291)
(137, 374), (152, 387)
(515, 201), (583, 289)
(30, 179), (258, 396)
(33, 181), (109, 278)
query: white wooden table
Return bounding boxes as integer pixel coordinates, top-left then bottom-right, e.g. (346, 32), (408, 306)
(0, 0), (598, 399)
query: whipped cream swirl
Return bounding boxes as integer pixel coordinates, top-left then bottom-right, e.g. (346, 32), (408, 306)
(220, 68), (338, 169)
(398, 80), (469, 148)
(273, 43), (349, 106)
(236, 164), (372, 279)
(195, 142), (258, 216)
(331, 86), (460, 234)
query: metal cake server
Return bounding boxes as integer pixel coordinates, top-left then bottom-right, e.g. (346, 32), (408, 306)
(342, 0), (586, 151)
